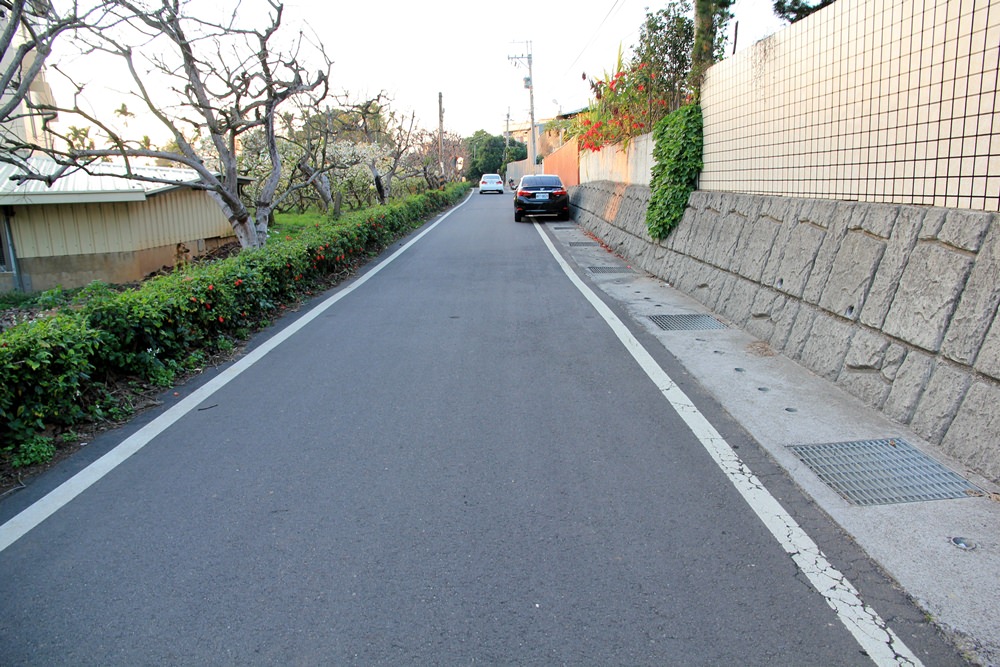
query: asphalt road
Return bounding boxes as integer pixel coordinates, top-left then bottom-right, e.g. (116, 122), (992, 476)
(0, 192), (967, 665)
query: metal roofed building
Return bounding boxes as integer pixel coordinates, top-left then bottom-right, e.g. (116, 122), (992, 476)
(0, 159), (235, 292)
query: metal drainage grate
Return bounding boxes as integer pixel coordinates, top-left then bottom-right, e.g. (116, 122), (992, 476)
(553, 226), (577, 230)
(788, 438), (981, 506)
(648, 314), (727, 331)
(588, 266), (634, 274)
(570, 241), (600, 247)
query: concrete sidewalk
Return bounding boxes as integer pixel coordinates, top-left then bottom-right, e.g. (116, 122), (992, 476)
(545, 220), (1000, 666)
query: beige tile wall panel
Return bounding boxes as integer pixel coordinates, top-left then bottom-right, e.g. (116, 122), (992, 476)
(699, 0), (998, 214)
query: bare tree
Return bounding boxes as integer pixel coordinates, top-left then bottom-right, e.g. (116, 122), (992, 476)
(0, 0), (107, 169)
(11, 0), (331, 249)
(338, 93), (423, 205)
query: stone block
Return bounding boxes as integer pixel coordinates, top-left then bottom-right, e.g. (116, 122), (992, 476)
(857, 203), (901, 239)
(730, 193), (763, 222)
(802, 202), (858, 303)
(942, 381), (1000, 482)
(918, 207), (947, 240)
(716, 277), (756, 327)
(710, 210), (751, 272)
(706, 272), (737, 313)
(883, 350), (934, 424)
(798, 198), (840, 230)
(784, 304), (818, 360)
(734, 215), (782, 282)
(881, 344), (907, 382)
(770, 298), (801, 352)
(909, 361), (972, 444)
(882, 242), (974, 352)
(844, 328), (890, 370)
(972, 313), (1000, 381)
(797, 314), (853, 381)
(771, 221), (826, 298)
(666, 208), (698, 253)
(818, 231), (886, 320)
(937, 209), (994, 253)
(941, 222), (1000, 365)
(859, 206), (925, 329)
(838, 369), (891, 411)
(686, 209), (722, 264)
(745, 290), (781, 342)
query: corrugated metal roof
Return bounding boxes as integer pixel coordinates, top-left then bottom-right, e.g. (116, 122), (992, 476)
(0, 158), (205, 205)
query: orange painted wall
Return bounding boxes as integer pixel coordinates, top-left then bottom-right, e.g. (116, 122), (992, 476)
(543, 140), (579, 188)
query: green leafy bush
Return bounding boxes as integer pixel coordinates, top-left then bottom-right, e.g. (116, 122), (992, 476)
(0, 182), (470, 467)
(0, 315), (102, 450)
(646, 103), (703, 240)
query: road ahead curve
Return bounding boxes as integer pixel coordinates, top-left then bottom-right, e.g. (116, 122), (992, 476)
(0, 191), (965, 665)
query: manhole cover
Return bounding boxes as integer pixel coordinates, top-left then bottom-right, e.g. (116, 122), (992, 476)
(588, 266), (634, 274)
(788, 438), (981, 506)
(570, 241), (600, 247)
(648, 314), (727, 331)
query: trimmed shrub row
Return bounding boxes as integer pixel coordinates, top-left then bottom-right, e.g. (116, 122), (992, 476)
(0, 183), (470, 466)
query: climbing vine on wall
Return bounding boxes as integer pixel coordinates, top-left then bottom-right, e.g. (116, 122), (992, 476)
(646, 104), (703, 240)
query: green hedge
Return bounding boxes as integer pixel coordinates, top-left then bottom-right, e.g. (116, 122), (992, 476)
(646, 104), (703, 240)
(0, 183), (470, 467)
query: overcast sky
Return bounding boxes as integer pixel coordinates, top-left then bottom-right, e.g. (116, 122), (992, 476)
(280, 0), (788, 137)
(49, 0), (788, 142)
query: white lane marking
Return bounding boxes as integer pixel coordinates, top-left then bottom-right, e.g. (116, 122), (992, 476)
(0, 193), (474, 554)
(533, 222), (922, 667)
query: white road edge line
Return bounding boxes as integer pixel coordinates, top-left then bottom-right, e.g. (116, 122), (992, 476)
(533, 222), (922, 667)
(0, 193), (475, 554)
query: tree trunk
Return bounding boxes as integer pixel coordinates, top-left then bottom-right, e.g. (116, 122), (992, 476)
(254, 101), (283, 244)
(369, 162), (386, 205)
(691, 0), (716, 98)
(298, 157), (333, 212)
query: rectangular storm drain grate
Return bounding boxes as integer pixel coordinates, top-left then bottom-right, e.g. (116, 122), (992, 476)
(553, 226), (576, 230)
(788, 438), (981, 506)
(648, 314), (727, 330)
(588, 266), (634, 274)
(570, 241), (600, 247)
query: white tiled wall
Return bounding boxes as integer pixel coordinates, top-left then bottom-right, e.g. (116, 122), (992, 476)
(701, 0), (999, 212)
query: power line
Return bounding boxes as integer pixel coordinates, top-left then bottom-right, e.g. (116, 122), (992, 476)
(565, 0), (628, 74)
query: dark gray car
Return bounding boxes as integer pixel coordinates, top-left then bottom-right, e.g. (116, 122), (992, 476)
(513, 174), (569, 222)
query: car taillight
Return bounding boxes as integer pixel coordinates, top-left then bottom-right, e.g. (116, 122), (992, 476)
(553, 188), (567, 196)
(517, 189), (530, 197)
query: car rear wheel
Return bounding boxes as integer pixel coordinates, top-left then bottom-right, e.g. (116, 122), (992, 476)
(514, 211), (522, 222)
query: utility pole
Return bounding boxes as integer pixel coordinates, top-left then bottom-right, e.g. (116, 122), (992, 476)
(438, 92), (445, 181)
(504, 108), (511, 165)
(508, 42), (537, 174)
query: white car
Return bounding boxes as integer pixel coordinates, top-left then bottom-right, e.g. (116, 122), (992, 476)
(478, 173), (504, 194)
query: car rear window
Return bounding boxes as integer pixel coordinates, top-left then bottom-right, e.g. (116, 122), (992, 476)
(521, 176), (563, 188)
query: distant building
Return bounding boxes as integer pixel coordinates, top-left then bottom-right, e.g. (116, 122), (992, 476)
(0, 4), (59, 151)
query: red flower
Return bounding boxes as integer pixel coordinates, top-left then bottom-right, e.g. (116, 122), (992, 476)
(234, 278), (243, 286)
(218, 316), (224, 323)
(207, 284), (214, 291)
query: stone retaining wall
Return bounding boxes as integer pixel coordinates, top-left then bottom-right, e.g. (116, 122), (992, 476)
(571, 181), (1000, 483)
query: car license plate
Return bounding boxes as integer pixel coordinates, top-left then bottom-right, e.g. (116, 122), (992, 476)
(535, 192), (549, 200)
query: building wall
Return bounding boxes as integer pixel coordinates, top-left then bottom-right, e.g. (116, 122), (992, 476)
(567, 0), (1000, 482)
(7, 188), (235, 291)
(543, 141), (580, 187)
(10, 188), (233, 258)
(701, 0), (999, 212)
